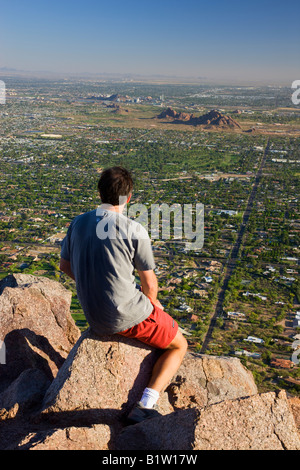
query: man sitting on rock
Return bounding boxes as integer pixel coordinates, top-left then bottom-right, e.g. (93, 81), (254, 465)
(59, 166), (188, 424)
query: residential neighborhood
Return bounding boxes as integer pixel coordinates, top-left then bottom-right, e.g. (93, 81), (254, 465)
(0, 77), (299, 395)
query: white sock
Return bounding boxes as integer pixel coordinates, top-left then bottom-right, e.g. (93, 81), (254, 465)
(140, 387), (160, 409)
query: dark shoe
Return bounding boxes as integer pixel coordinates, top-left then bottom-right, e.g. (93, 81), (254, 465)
(125, 401), (162, 425)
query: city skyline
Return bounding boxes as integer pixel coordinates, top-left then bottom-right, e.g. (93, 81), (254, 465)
(0, 0), (300, 85)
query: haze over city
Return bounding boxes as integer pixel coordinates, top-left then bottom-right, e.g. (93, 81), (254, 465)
(1, 0), (299, 84)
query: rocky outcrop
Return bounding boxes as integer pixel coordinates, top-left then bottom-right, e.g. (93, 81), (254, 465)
(0, 273), (80, 386)
(116, 390), (300, 450)
(157, 107), (241, 129)
(0, 274), (299, 450)
(193, 109), (242, 129)
(39, 329), (258, 420)
(106, 103), (130, 114)
(157, 107), (178, 120)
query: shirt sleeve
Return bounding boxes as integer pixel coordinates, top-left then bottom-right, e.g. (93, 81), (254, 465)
(132, 222), (156, 271)
(60, 221), (73, 261)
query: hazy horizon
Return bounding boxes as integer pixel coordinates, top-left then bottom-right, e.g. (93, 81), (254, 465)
(1, 0), (299, 86)
(0, 66), (296, 87)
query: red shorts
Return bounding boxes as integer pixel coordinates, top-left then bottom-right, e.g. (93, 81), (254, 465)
(118, 303), (178, 349)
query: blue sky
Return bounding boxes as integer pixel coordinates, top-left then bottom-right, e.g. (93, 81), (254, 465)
(0, 0), (299, 83)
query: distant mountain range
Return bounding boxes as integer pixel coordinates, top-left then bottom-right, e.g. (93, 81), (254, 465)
(87, 93), (129, 102)
(0, 67), (208, 83)
(157, 107), (241, 129)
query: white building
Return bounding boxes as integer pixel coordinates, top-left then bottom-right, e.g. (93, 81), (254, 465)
(244, 336), (264, 344)
(293, 318), (300, 329)
(243, 292), (267, 301)
(227, 311), (246, 319)
(235, 350), (261, 358)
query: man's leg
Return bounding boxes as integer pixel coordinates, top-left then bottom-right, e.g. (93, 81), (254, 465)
(119, 306), (188, 422)
(136, 329), (187, 413)
(147, 329), (188, 393)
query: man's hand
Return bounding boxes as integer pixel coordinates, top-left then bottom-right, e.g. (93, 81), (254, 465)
(137, 269), (161, 307)
(60, 258), (75, 281)
(151, 298), (164, 309)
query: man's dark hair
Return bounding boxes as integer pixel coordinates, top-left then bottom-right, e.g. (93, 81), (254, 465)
(98, 166), (133, 206)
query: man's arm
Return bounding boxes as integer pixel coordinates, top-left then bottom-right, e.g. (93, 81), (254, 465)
(60, 257), (75, 281)
(138, 269), (163, 309)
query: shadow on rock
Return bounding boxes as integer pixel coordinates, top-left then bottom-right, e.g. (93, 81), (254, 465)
(115, 407), (200, 451)
(1, 328), (65, 387)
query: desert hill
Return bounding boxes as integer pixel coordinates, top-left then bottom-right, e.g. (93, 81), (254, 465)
(0, 274), (299, 450)
(106, 102), (130, 114)
(157, 107), (242, 129)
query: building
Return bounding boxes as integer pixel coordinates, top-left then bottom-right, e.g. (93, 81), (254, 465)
(244, 336), (264, 344)
(216, 209), (238, 216)
(293, 318), (300, 329)
(227, 311), (246, 319)
(242, 292), (267, 301)
(270, 358), (294, 369)
(235, 350), (261, 358)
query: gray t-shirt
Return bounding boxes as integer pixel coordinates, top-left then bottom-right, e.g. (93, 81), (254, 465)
(61, 207), (155, 335)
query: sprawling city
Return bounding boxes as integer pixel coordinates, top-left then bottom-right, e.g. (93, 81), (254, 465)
(1, 76), (299, 398)
(1, 0), (300, 452)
